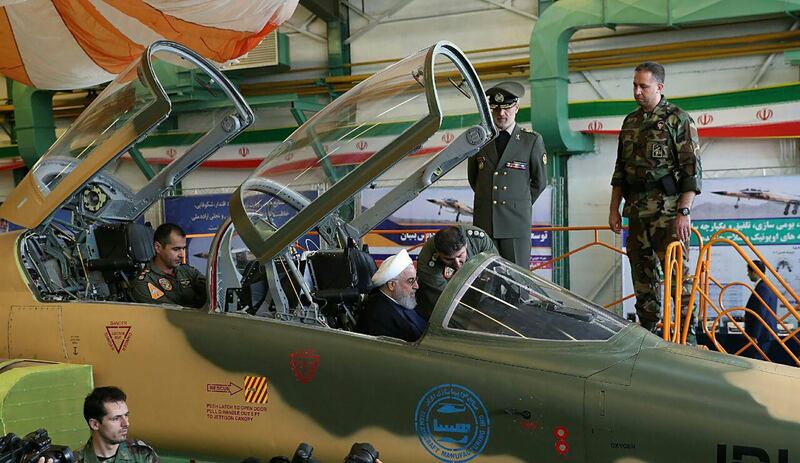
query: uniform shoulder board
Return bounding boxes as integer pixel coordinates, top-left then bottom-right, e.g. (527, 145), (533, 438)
(521, 127), (532, 133)
(129, 440), (154, 450)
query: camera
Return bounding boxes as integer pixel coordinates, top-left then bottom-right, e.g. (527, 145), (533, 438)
(267, 442), (379, 463)
(0, 429), (75, 463)
(343, 443), (379, 463)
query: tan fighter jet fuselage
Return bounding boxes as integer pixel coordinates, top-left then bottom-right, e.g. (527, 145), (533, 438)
(2, 227), (799, 462)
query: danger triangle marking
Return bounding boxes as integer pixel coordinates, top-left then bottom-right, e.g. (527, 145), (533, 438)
(106, 325), (131, 353)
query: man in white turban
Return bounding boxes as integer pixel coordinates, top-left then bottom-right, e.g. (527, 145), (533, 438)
(356, 249), (427, 342)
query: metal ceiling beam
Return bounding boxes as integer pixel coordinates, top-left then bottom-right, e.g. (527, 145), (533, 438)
(478, 0), (538, 20)
(749, 19), (800, 88)
(299, 0), (339, 21)
(281, 21), (327, 42)
(345, 0), (414, 44)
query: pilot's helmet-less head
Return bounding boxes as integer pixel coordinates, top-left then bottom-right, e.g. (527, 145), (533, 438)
(434, 227), (468, 271)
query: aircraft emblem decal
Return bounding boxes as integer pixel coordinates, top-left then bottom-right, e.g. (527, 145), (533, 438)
(414, 384), (490, 463)
(147, 283), (164, 300)
(104, 323), (132, 354)
(243, 376), (269, 404)
(290, 349), (320, 384)
(554, 426), (569, 455)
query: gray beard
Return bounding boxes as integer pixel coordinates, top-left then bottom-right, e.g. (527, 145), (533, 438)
(391, 291), (416, 310)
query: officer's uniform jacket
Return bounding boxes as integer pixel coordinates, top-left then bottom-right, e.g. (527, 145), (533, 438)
(75, 438), (159, 463)
(130, 261), (207, 308)
(468, 124), (547, 239)
(415, 225), (497, 318)
(611, 96), (702, 219)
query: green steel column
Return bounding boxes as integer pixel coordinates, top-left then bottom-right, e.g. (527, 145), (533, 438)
(129, 146), (155, 181)
(538, 0), (557, 14)
(548, 152), (569, 288)
(326, 20), (350, 77)
(12, 81), (55, 172)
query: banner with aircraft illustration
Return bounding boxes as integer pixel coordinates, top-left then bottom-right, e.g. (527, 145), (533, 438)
(621, 175), (800, 322)
(361, 186), (553, 279)
(163, 190), (318, 273)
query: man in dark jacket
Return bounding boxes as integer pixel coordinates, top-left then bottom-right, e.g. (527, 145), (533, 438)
(744, 260), (779, 360)
(357, 249), (427, 342)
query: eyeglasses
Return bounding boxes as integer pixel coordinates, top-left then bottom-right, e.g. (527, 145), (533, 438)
(391, 276), (418, 285)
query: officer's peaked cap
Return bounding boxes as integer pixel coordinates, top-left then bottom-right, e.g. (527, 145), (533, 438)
(486, 81), (525, 104)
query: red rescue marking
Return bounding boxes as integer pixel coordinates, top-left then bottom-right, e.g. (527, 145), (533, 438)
(290, 349), (320, 384)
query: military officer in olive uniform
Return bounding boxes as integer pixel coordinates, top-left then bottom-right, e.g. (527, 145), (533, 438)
(75, 386), (159, 463)
(609, 62), (701, 343)
(416, 225), (497, 319)
(131, 223), (206, 308)
(468, 81), (548, 269)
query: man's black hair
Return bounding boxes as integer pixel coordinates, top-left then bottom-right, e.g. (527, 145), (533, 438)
(635, 61), (665, 84)
(154, 223), (186, 246)
(84, 386), (127, 424)
(434, 227), (467, 256)
(750, 259), (766, 274)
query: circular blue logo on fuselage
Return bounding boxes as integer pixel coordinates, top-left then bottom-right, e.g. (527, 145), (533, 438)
(414, 384), (490, 463)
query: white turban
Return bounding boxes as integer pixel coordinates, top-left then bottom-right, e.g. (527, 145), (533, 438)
(371, 249), (413, 287)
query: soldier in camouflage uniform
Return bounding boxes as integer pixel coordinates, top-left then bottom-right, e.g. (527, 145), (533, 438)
(75, 386), (159, 463)
(416, 225), (497, 319)
(609, 62), (702, 343)
(468, 81), (548, 268)
(130, 223), (206, 308)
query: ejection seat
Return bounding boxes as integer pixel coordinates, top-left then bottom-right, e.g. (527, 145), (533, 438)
(87, 222), (155, 301)
(304, 240), (377, 330)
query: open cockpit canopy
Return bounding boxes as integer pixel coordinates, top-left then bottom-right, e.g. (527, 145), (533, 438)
(231, 41), (495, 262)
(0, 41), (254, 229)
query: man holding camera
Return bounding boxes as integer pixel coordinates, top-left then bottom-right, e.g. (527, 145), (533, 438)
(75, 386), (159, 463)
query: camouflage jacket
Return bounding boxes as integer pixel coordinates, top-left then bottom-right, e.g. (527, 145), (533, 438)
(611, 96), (702, 218)
(130, 261), (207, 308)
(75, 438), (159, 463)
(415, 224), (497, 319)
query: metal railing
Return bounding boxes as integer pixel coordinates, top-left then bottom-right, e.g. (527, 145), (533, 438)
(666, 228), (800, 365)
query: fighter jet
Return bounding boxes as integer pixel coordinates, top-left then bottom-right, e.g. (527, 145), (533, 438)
(426, 197), (473, 221)
(1, 40), (799, 463)
(713, 188), (800, 215)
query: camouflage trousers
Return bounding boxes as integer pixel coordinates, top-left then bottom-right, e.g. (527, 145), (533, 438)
(627, 213), (696, 343)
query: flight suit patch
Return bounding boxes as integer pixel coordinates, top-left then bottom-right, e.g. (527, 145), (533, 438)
(505, 161), (527, 170)
(180, 279), (191, 287)
(159, 278), (172, 291)
(148, 283), (164, 300)
(443, 267), (455, 280)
